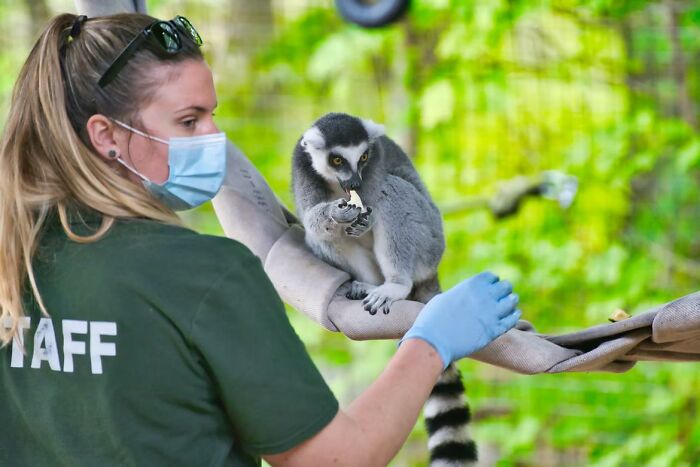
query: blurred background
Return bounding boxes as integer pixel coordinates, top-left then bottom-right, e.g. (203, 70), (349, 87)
(2, 0), (700, 465)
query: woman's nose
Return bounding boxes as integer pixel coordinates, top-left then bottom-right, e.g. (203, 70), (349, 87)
(200, 119), (220, 136)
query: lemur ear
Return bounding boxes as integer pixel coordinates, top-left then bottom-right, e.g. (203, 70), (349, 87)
(361, 118), (385, 140)
(301, 126), (325, 150)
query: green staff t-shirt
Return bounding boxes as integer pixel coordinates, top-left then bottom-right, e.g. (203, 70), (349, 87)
(0, 211), (338, 466)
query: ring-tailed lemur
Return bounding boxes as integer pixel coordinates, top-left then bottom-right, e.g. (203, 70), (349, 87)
(292, 112), (477, 466)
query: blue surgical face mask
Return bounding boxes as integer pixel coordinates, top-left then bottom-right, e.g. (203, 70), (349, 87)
(112, 120), (227, 211)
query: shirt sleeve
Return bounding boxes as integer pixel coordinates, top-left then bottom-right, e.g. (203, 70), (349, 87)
(189, 246), (339, 455)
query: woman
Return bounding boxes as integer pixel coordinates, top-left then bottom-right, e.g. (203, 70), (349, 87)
(0, 13), (521, 466)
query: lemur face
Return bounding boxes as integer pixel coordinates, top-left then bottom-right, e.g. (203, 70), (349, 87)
(304, 136), (370, 192)
(301, 113), (385, 193)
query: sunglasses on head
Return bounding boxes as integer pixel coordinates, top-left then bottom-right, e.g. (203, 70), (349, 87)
(97, 16), (202, 88)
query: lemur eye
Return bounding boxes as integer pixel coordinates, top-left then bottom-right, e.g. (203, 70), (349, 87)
(360, 152), (369, 162)
(332, 157), (343, 166)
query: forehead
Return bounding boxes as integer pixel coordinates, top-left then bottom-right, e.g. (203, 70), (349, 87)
(317, 116), (369, 147)
(144, 59), (217, 112)
(330, 142), (368, 159)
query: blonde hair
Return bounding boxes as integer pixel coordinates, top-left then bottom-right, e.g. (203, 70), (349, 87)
(0, 13), (204, 345)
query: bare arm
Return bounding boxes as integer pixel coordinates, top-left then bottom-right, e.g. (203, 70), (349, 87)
(264, 272), (521, 465)
(263, 338), (443, 466)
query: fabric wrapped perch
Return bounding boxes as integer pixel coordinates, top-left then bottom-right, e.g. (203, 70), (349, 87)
(212, 143), (700, 374)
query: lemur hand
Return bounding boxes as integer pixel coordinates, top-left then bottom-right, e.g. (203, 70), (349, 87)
(345, 207), (373, 237)
(330, 199), (361, 224)
(400, 271), (521, 369)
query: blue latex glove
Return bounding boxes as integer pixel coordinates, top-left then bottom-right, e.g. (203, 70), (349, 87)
(400, 271), (521, 369)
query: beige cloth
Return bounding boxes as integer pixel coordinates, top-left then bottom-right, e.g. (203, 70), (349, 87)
(212, 144), (700, 374)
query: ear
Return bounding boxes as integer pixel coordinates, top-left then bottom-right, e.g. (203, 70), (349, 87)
(301, 126), (325, 150)
(361, 118), (385, 140)
(86, 114), (122, 162)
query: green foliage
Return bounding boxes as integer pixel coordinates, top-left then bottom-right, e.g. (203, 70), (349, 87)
(2, 0), (700, 464)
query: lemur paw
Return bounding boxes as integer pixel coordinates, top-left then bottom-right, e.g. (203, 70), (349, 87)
(330, 199), (361, 224)
(362, 283), (412, 315)
(346, 280), (374, 300)
(363, 294), (393, 315)
(344, 207), (373, 237)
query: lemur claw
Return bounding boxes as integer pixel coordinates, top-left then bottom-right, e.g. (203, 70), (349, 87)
(344, 207), (373, 236)
(362, 283), (411, 315)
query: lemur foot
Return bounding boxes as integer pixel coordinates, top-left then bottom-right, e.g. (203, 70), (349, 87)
(362, 283), (412, 315)
(345, 207), (373, 237)
(345, 280), (374, 300)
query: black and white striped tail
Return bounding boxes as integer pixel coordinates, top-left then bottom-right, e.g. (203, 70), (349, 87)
(424, 363), (477, 466)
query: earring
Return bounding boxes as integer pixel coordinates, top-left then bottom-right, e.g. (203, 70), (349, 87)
(107, 149), (118, 159)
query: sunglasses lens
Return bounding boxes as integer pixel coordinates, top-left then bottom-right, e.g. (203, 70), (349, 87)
(98, 17), (202, 87)
(152, 22), (181, 53)
(174, 16), (203, 46)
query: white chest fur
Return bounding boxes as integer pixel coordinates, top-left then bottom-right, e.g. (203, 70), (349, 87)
(338, 233), (383, 285)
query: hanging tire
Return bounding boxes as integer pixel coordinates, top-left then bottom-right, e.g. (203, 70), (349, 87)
(335, 0), (410, 28)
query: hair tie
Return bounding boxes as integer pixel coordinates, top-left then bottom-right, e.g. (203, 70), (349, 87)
(66, 15), (88, 43)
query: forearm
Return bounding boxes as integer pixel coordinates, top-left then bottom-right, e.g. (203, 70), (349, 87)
(346, 338), (444, 463)
(265, 338), (443, 466)
(302, 203), (339, 239)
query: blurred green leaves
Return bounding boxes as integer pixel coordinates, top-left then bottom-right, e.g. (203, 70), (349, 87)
(419, 79), (455, 129)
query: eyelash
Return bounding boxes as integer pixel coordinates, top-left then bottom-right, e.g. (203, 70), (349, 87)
(182, 112), (217, 127)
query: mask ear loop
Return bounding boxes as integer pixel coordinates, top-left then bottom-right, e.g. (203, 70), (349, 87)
(107, 149), (150, 182)
(109, 120), (169, 183)
(112, 119), (168, 145)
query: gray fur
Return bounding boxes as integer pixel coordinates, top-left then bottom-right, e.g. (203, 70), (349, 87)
(293, 113), (445, 315)
(292, 112), (476, 466)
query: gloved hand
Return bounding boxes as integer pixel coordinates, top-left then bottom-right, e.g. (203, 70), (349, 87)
(400, 271), (521, 369)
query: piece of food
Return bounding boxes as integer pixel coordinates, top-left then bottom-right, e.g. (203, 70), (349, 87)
(608, 308), (631, 323)
(348, 190), (367, 212)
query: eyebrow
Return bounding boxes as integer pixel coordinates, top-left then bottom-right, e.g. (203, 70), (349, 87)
(175, 102), (218, 113)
